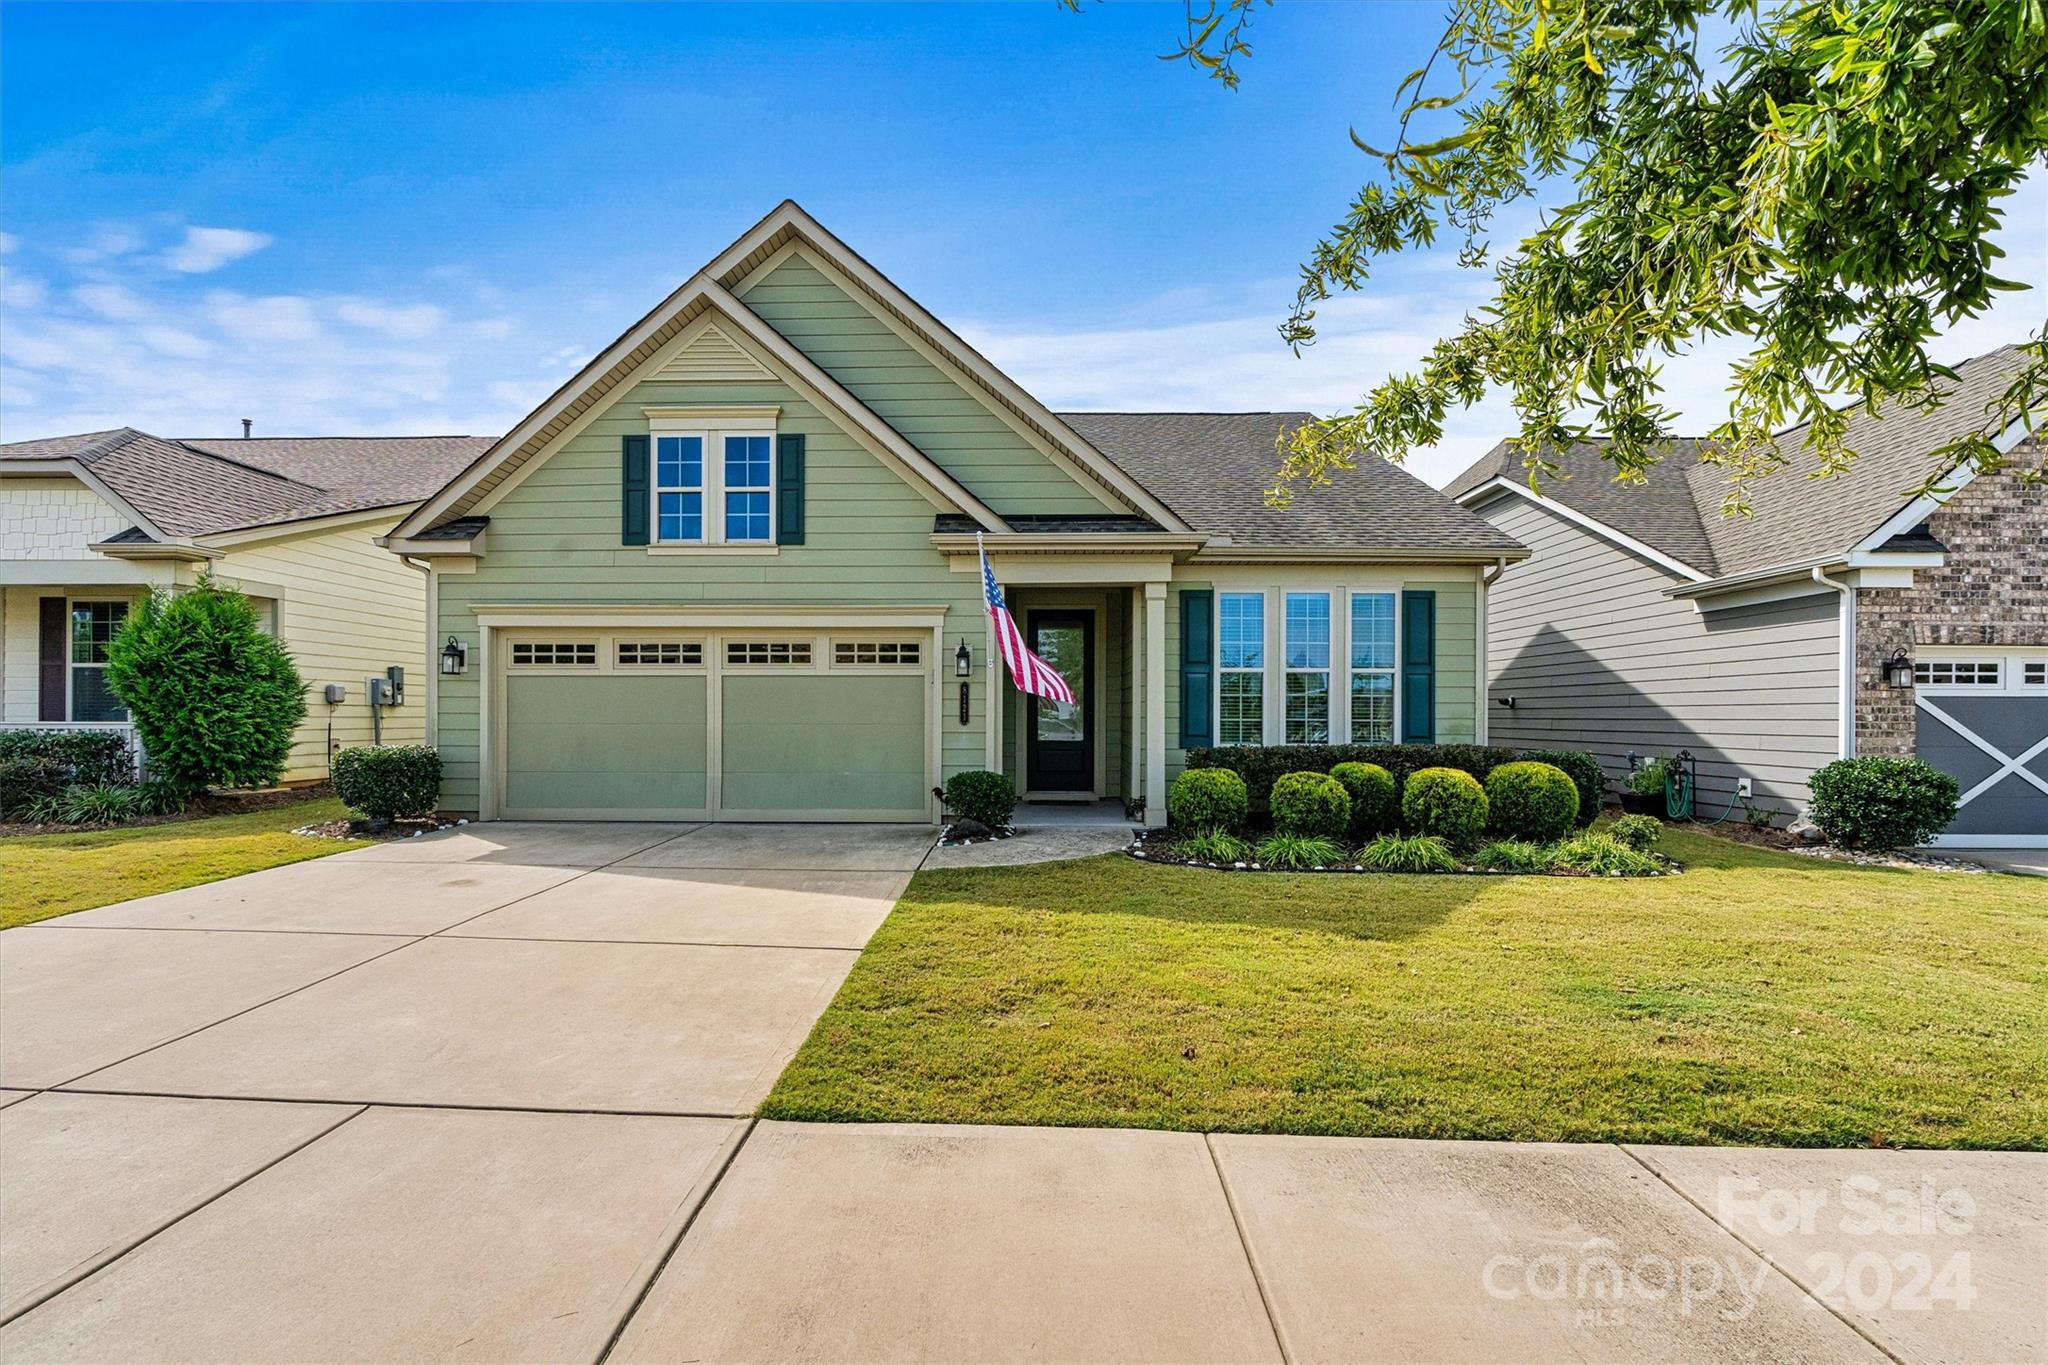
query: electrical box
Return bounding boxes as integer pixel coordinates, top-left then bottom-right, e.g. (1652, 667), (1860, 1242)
(385, 665), (406, 706)
(366, 676), (391, 707)
(323, 683), (346, 705)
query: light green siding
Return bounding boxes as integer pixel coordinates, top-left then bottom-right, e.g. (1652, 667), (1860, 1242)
(721, 674), (926, 816)
(433, 366), (989, 814)
(503, 674), (707, 815)
(1413, 578), (1478, 744)
(740, 253), (1118, 517)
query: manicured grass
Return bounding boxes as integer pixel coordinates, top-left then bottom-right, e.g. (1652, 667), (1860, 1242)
(763, 826), (2048, 1148)
(1, 798), (367, 929)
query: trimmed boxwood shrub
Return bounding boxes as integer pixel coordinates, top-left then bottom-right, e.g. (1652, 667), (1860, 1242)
(1183, 742), (1519, 807)
(104, 576), (306, 797)
(943, 769), (1018, 830)
(331, 744), (443, 821)
(1167, 767), (1249, 834)
(1402, 766), (1488, 846)
(1519, 748), (1605, 826)
(1485, 761), (1579, 843)
(1329, 761), (1397, 840)
(1269, 770), (1350, 840)
(1608, 813), (1662, 851)
(1808, 756), (1959, 851)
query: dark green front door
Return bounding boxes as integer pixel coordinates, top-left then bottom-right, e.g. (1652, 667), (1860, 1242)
(1025, 611), (1092, 794)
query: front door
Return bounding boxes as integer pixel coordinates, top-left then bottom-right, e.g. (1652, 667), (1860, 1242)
(1025, 611), (1093, 795)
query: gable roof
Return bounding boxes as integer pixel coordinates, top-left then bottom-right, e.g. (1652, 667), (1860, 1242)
(1446, 344), (2039, 579)
(394, 201), (1198, 540)
(1066, 412), (1526, 558)
(0, 427), (490, 539)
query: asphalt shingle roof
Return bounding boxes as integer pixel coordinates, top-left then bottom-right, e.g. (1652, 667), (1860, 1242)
(1, 428), (493, 538)
(1442, 344), (2037, 579)
(1060, 411), (1526, 556)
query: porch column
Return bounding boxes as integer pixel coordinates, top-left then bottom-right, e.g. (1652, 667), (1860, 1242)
(1144, 582), (1167, 827)
(1127, 587), (1144, 805)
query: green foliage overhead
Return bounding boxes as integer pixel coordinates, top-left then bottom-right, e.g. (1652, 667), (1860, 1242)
(1116, 0), (2047, 506)
(331, 744), (443, 822)
(104, 576), (307, 797)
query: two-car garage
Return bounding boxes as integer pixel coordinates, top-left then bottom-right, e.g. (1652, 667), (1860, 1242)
(487, 618), (938, 823)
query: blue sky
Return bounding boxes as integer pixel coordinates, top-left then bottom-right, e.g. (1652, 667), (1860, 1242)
(3, 2), (2042, 487)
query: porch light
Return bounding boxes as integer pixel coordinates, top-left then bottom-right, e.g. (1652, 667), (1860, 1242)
(955, 641), (973, 677)
(1882, 648), (1913, 688)
(441, 636), (468, 676)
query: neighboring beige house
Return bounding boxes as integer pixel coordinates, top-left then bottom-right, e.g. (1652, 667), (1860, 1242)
(1445, 344), (2047, 849)
(1, 429), (490, 781)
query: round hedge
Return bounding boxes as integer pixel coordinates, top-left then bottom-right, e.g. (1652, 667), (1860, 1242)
(1402, 766), (1488, 846)
(944, 769), (1019, 830)
(1167, 767), (1249, 834)
(331, 744), (442, 821)
(1485, 761), (1579, 843)
(1808, 756), (1959, 851)
(1519, 748), (1605, 826)
(1269, 770), (1351, 840)
(1329, 761), (1397, 840)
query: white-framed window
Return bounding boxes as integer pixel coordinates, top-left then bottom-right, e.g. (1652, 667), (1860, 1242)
(1217, 592), (1265, 746)
(1915, 659), (2001, 688)
(722, 435), (773, 543)
(833, 640), (922, 667)
(649, 418), (775, 546)
(510, 641), (598, 668)
(655, 435), (705, 542)
(725, 640), (813, 667)
(1284, 592), (1331, 744)
(69, 599), (128, 722)
(617, 641), (702, 667)
(1348, 591), (1396, 743)
(2024, 661), (2046, 687)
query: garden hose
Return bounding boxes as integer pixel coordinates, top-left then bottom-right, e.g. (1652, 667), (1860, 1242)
(1663, 750), (1694, 821)
(1691, 784), (1741, 827)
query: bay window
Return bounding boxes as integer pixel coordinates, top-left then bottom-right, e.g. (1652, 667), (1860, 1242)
(1217, 592), (1265, 746)
(1284, 592), (1330, 743)
(1349, 592), (1396, 742)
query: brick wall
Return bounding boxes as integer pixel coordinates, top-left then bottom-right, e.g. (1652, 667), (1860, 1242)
(1854, 457), (2048, 755)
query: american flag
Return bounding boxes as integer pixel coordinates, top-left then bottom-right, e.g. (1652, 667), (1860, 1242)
(979, 535), (1076, 704)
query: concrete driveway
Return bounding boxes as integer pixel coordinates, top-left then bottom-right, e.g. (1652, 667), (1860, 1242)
(3, 822), (2042, 1362)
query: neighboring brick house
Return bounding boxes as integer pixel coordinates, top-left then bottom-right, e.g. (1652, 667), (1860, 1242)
(1447, 346), (2046, 849)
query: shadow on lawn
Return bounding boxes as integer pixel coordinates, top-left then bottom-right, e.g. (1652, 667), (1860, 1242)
(903, 852), (1493, 944)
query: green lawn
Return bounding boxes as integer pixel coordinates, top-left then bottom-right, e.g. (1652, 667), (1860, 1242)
(1, 798), (368, 929)
(763, 826), (2048, 1149)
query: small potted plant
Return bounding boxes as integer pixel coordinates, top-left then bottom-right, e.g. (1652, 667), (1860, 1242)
(1620, 758), (1668, 816)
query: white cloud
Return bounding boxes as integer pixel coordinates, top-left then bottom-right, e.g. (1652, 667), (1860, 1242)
(0, 232), (17, 255)
(62, 225), (145, 265)
(0, 267), (47, 311)
(73, 283), (151, 320)
(335, 297), (445, 340)
(203, 291), (320, 343)
(161, 225), (272, 274)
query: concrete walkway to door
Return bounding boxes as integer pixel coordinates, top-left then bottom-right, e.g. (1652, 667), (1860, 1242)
(2, 822), (2041, 1363)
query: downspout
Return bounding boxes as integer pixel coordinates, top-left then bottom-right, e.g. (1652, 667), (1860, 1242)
(1477, 557), (1508, 745)
(403, 556), (436, 746)
(1812, 566), (1855, 759)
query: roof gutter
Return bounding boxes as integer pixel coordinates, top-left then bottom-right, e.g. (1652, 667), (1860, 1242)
(1811, 565), (1857, 761)
(1189, 544), (1531, 565)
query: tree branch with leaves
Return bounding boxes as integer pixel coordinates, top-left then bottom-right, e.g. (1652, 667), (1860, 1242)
(1109, 0), (2048, 509)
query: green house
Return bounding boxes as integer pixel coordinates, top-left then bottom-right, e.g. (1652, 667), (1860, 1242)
(385, 203), (1528, 825)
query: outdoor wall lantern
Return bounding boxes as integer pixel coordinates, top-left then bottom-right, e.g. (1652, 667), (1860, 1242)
(1882, 648), (1914, 689)
(955, 641), (973, 677)
(441, 636), (468, 676)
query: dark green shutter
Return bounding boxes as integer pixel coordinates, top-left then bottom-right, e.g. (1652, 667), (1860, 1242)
(775, 433), (806, 546)
(1401, 590), (1435, 743)
(38, 596), (67, 721)
(621, 434), (650, 546)
(1179, 589), (1214, 747)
